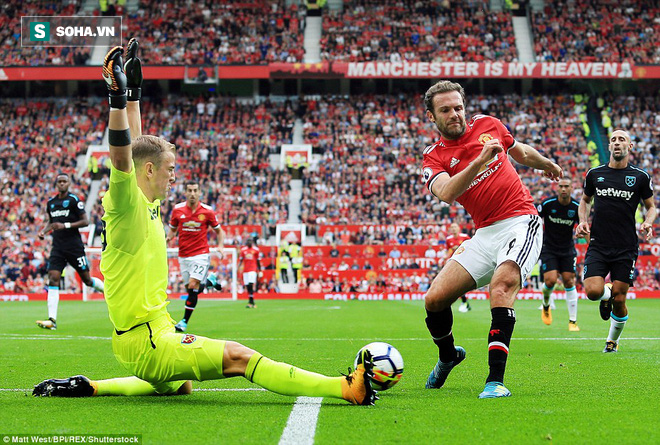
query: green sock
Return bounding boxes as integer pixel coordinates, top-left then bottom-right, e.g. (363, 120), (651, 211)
(94, 377), (157, 396)
(245, 353), (342, 399)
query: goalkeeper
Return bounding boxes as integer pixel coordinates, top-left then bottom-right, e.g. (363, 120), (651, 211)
(33, 41), (376, 406)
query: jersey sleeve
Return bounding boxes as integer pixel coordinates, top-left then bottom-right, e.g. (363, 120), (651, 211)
(537, 201), (545, 217)
(169, 208), (179, 230)
(583, 169), (595, 197)
(208, 209), (221, 229)
(492, 118), (517, 152)
(73, 195), (86, 220)
(422, 145), (447, 195)
(641, 172), (653, 201)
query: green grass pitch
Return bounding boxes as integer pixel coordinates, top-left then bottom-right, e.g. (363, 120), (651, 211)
(1, 299), (659, 444)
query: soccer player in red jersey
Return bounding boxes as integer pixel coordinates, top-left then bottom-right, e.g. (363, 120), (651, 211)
(240, 238), (261, 308)
(421, 80), (562, 398)
(167, 180), (225, 332)
(445, 222), (471, 313)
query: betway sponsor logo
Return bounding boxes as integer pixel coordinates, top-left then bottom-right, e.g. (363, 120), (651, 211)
(596, 188), (634, 200)
(548, 216), (575, 225)
(467, 161), (502, 190)
(50, 209), (70, 217)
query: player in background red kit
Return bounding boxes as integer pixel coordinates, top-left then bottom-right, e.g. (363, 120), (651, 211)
(421, 80), (562, 399)
(445, 222), (471, 313)
(167, 180), (225, 332)
(240, 238), (261, 308)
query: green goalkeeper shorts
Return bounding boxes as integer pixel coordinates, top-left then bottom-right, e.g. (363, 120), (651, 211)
(111, 314), (226, 394)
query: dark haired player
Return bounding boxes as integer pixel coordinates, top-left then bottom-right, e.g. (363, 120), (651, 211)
(36, 173), (104, 330)
(577, 129), (656, 353)
(421, 80), (562, 399)
(167, 179), (225, 332)
(537, 177), (580, 331)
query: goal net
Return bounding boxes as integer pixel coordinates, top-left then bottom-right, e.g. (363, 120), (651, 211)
(83, 247), (238, 301)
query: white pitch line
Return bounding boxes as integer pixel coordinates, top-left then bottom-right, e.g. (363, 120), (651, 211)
(1, 334), (659, 342)
(279, 397), (323, 445)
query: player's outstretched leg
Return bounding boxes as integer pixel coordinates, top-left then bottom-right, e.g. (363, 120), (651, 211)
(245, 347), (377, 405)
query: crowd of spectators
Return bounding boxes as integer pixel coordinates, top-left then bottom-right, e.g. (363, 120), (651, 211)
(2, 92), (660, 293)
(125, 0), (305, 65)
(300, 93), (592, 236)
(321, 0), (517, 63)
(0, 98), (106, 293)
(533, 0), (660, 63)
(90, 95), (296, 242)
(0, 0), (92, 66)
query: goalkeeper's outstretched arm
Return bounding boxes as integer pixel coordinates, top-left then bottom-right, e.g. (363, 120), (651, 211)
(124, 38), (143, 139)
(103, 46), (131, 173)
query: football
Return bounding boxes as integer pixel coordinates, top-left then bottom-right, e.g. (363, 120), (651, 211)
(354, 342), (404, 391)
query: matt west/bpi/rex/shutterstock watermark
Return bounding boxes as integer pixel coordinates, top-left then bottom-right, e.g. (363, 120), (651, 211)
(21, 16), (122, 47)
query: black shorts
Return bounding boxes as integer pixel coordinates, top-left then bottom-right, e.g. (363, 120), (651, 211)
(47, 243), (90, 274)
(540, 252), (576, 275)
(583, 246), (637, 285)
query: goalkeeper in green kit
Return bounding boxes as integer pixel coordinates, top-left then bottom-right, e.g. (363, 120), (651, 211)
(33, 40), (376, 406)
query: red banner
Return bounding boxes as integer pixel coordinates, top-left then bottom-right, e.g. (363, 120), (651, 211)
(1, 63), (659, 81)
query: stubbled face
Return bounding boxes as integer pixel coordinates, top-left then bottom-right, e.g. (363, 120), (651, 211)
(609, 130), (632, 162)
(426, 91), (466, 140)
(185, 184), (200, 207)
(557, 179), (572, 201)
(56, 175), (70, 194)
(153, 150), (176, 201)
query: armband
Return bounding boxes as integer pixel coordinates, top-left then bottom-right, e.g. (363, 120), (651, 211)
(64, 222), (71, 229)
(109, 129), (131, 147)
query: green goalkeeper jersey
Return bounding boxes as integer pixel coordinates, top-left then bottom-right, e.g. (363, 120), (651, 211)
(100, 163), (170, 331)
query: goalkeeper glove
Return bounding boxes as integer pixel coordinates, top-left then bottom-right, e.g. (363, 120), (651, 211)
(102, 46), (127, 109)
(124, 38), (143, 101)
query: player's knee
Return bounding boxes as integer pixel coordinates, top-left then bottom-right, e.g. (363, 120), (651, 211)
(223, 341), (256, 377)
(584, 286), (602, 301)
(188, 279), (201, 290)
(424, 289), (450, 312)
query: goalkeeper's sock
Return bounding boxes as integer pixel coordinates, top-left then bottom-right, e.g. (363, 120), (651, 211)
(542, 283), (554, 308)
(91, 277), (104, 293)
(245, 353), (342, 399)
(93, 377), (156, 396)
(47, 286), (59, 321)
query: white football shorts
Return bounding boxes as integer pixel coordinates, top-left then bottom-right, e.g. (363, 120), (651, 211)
(243, 271), (257, 286)
(450, 214), (543, 288)
(179, 253), (211, 284)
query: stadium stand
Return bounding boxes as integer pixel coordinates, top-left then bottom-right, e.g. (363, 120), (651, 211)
(532, 0), (660, 63)
(0, 98), (106, 292)
(320, 0), (518, 62)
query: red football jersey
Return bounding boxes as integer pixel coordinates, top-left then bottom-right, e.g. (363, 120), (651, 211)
(445, 233), (470, 255)
(241, 246), (261, 272)
(169, 202), (221, 257)
(422, 115), (537, 229)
